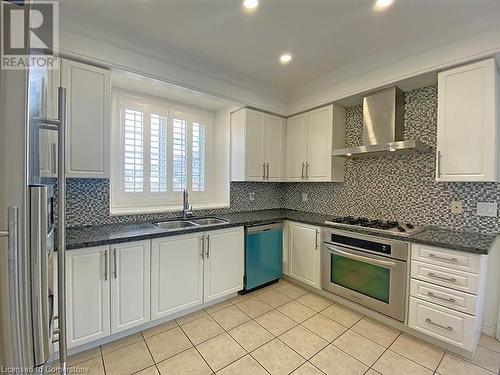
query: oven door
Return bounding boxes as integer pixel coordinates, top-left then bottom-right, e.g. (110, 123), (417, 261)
(322, 243), (407, 321)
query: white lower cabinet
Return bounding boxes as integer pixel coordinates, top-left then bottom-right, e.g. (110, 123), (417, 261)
(66, 246), (110, 348)
(288, 222), (321, 289)
(110, 241), (151, 334)
(151, 233), (204, 320)
(408, 243), (487, 352)
(151, 226), (244, 321)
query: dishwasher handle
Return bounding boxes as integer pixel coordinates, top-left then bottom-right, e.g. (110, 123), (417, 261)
(246, 223), (282, 234)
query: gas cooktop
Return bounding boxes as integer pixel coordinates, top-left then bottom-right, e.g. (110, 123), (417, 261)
(324, 216), (424, 237)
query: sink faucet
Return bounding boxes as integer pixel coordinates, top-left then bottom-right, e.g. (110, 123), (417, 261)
(182, 189), (193, 218)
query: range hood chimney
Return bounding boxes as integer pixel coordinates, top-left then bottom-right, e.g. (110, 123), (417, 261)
(332, 86), (430, 158)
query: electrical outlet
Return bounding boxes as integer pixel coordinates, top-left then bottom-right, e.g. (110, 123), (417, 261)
(450, 200), (463, 214)
(302, 193), (308, 202)
(476, 202), (497, 217)
(249, 192), (255, 201)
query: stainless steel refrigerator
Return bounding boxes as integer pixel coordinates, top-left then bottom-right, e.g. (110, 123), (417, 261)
(0, 8), (67, 372)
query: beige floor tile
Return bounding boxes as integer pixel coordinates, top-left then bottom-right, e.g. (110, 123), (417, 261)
(291, 362), (325, 375)
(176, 309), (208, 325)
(321, 304), (363, 328)
(469, 346), (500, 373)
(205, 300), (233, 314)
(228, 320), (273, 352)
(180, 315), (224, 345)
(351, 317), (400, 347)
(333, 330), (385, 366)
(437, 353), (495, 375)
(156, 347), (211, 375)
(197, 333), (246, 372)
(217, 355), (268, 375)
(389, 334), (444, 370)
(280, 325), (328, 359)
(255, 309), (297, 336)
(135, 366), (160, 375)
(275, 283), (308, 299)
(366, 370), (382, 375)
(210, 305), (251, 330)
(278, 301), (316, 323)
(251, 284), (279, 296)
(256, 290), (293, 308)
(296, 293), (333, 312)
(310, 344), (368, 375)
(68, 346), (102, 366)
(252, 339), (305, 375)
(142, 320), (178, 339)
(145, 327), (192, 362)
(479, 334), (500, 353)
(236, 297), (273, 318)
(301, 314), (347, 341)
(103, 341), (154, 375)
(373, 350), (433, 375)
(70, 356), (105, 375)
(101, 332), (144, 354)
(229, 293), (252, 304)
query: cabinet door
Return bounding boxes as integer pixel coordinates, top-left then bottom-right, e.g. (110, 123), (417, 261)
(306, 105), (333, 181)
(289, 222), (321, 289)
(286, 114), (308, 181)
(61, 59), (110, 178)
(66, 246), (110, 348)
(110, 241), (151, 334)
(245, 110), (267, 181)
(265, 116), (286, 181)
(151, 234), (203, 320)
(437, 59), (498, 182)
(204, 227), (244, 302)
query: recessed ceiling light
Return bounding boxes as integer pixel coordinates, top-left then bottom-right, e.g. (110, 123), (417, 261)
(280, 53), (292, 64)
(243, 0), (259, 11)
(374, 0), (394, 10)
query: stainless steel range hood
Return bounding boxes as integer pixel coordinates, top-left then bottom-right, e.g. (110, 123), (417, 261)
(332, 87), (430, 158)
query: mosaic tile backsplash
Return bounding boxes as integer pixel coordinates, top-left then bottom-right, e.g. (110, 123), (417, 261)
(59, 84), (499, 233)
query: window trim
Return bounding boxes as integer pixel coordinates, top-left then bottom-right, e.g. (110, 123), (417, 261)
(110, 90), (214, 214)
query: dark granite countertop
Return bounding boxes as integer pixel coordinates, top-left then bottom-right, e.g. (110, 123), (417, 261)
(65, 209), (497, 254)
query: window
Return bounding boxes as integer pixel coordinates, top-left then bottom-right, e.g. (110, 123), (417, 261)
(111, 93), (212, 212)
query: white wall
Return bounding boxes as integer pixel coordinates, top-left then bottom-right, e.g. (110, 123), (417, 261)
(483, 237), (500, 336)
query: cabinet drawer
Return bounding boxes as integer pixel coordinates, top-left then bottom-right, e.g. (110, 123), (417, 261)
(410, 279), (477, 315)
(408, 297), (475, 350)
(412, 244), (480, 273)
(411, 260), (479, 294)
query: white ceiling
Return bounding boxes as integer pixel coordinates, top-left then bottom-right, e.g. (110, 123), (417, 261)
(60, 0), (500, 92)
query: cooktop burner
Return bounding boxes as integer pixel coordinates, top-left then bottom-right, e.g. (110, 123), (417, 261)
(324, 216), (424, 237)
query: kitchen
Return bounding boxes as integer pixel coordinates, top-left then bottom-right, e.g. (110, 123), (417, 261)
(1, 0), (500, 374)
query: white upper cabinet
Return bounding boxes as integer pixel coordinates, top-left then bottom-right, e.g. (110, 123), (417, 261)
(286, 104), (345, 182)
(231, 108), (285, 181)
(61, 59), (111, 178)
(437, 59), (499, 182)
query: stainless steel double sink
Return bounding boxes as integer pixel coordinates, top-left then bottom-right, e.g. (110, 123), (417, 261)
(154, 217), (228, 231)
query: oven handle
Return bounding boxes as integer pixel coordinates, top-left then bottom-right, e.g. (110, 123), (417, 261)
(325, 245), (397, 268)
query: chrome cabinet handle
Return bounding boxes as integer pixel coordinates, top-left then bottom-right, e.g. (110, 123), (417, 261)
(427, 291), (456, 303)
(201, 235), (205, 259)
(425, 318), (453, 331)
(113, 249), (117, 279)
(306, 162), (309, 179)
(429, 253), (458, 263)
(436, 150), (441, 178)
(427, 272), (456, 283)
(104, 250), (108, 281)
(206, 235), (210, 259)
(315, 229), (319, 249)
(51, 143), (57, 175)
(301, 162), (305, 179)
(262, 163), (266, 180)
(266, 162), (270, 180)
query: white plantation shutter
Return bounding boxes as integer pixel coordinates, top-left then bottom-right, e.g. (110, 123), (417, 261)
(113, 94), (212, 210)
(123, 108), (144, 192)
(192, 122), (206, 192)
(150, 113), (168, 193)
(172, 118), (187, 192)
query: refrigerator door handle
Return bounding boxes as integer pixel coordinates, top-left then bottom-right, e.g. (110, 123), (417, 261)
(56, 87), (68, 373)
